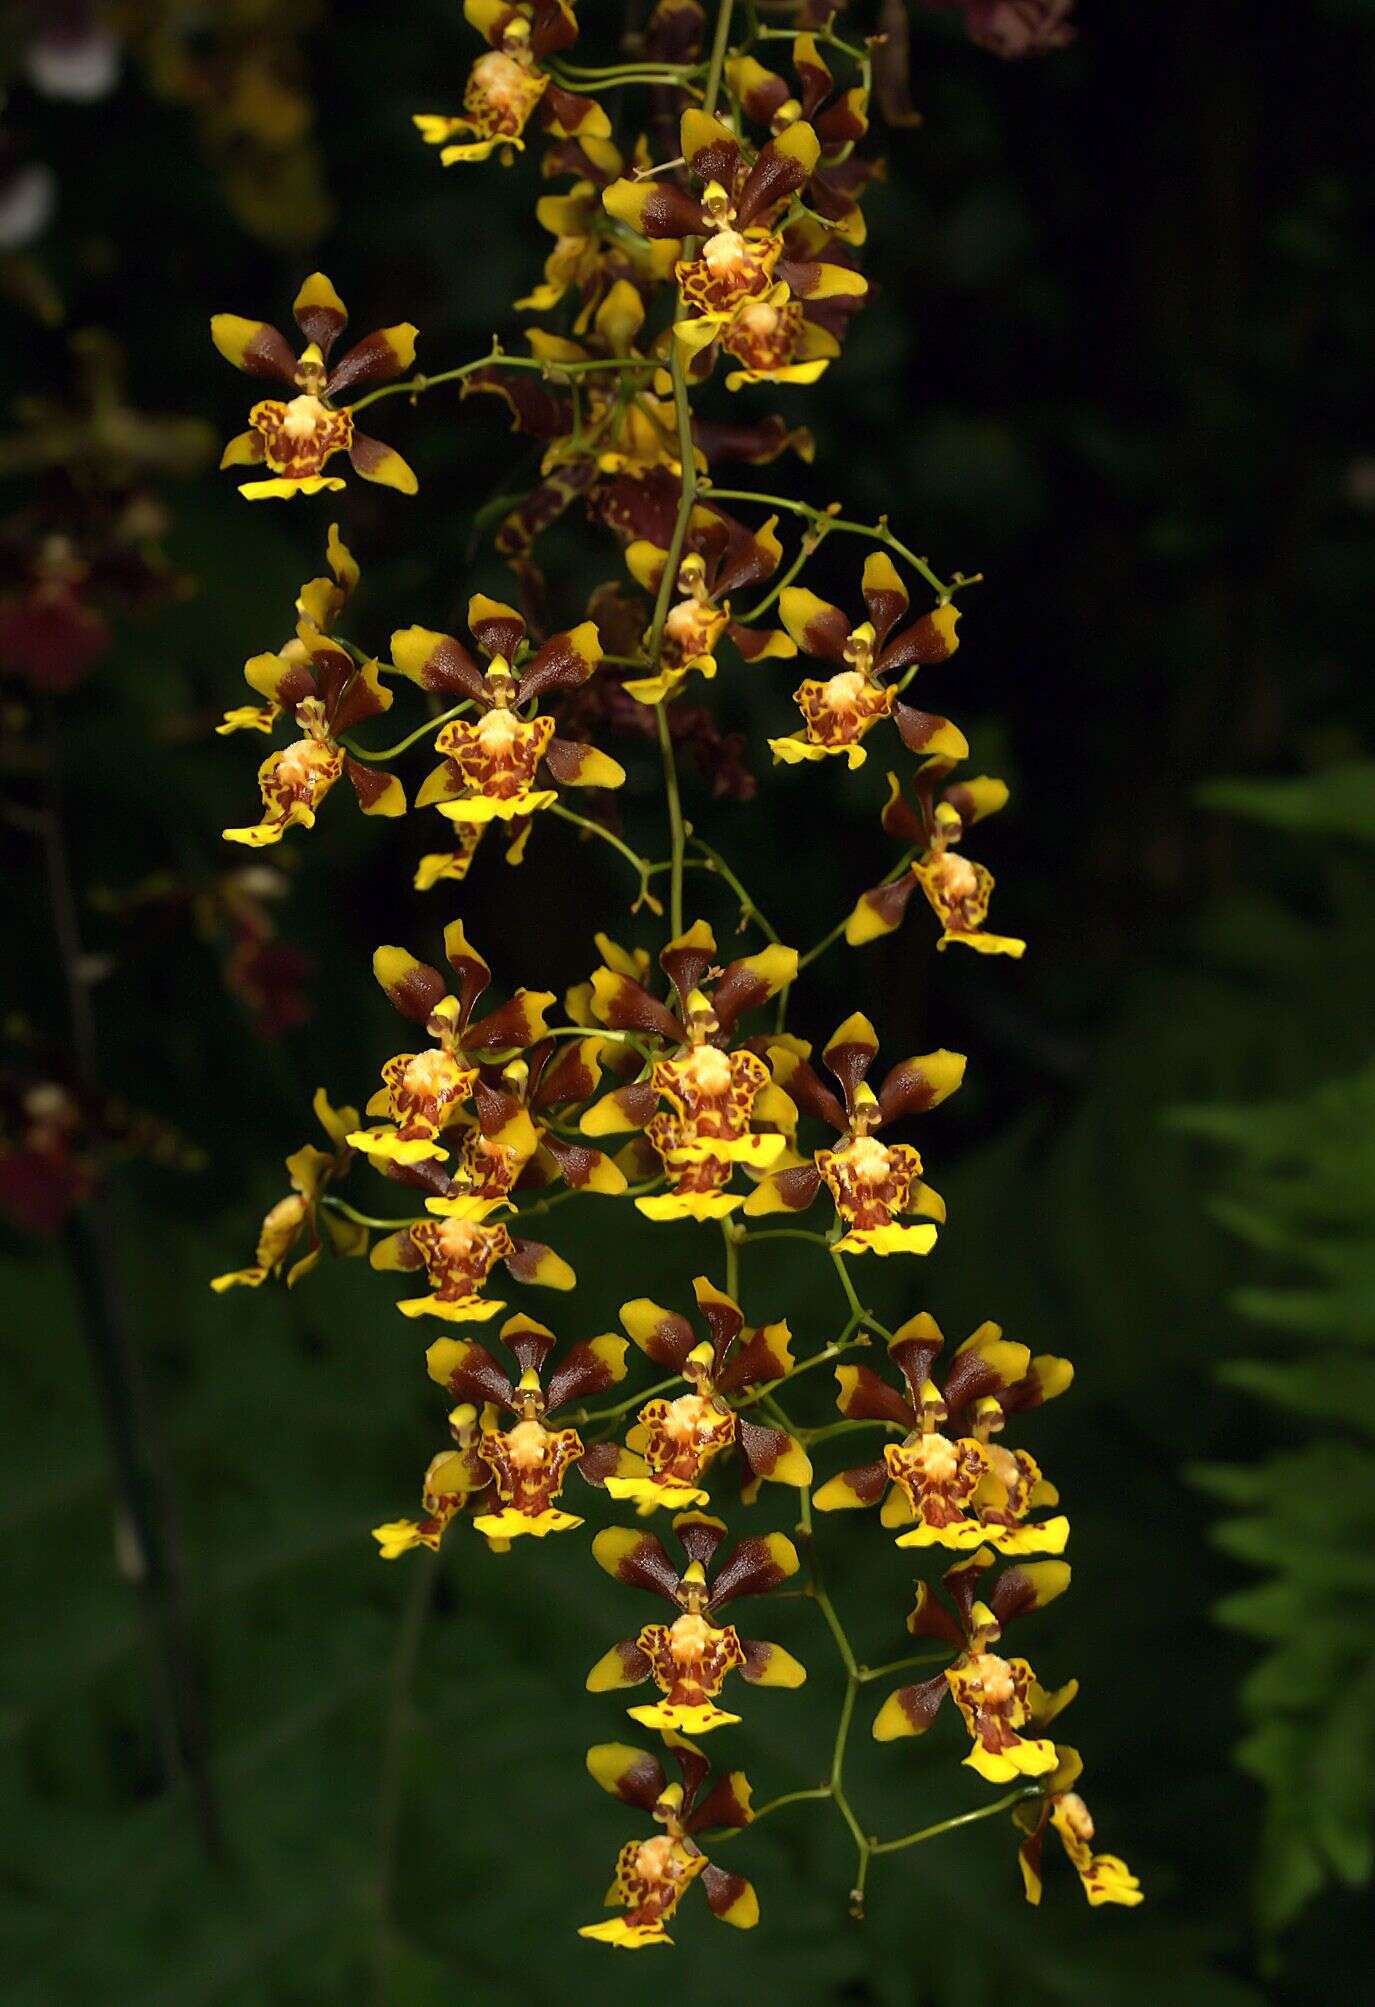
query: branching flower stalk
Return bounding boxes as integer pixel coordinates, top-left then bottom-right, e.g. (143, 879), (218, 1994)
(208, 0), (1140, 1949)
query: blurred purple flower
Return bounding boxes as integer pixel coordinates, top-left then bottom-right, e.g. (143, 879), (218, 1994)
(926, 0), (1077, 59)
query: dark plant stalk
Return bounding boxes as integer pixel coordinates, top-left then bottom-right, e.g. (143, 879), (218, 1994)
(39, 695), (222, 1862)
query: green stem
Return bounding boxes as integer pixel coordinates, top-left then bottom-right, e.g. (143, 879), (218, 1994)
(321, 1195), (421, 1232)
(870, 1786), (1040, 1857)
(737, 1225), (832, 1249)
(349, 348), (662, 416)
(640, 0), (733, 944)
(796, 911), (850, 974)
(552, 58), (703, 81)
(548, 801), (663, 915)
(735, 517), (832, 625)
(689, 834), (783, 944)
(721, 1218), (741, 1301)
(645, 341), (704, 945)
(797, 1484), (873, 1915)
(802, 1414), (902, 1445)
(731, 1335), (853, 1412)
(801, 1489), (857, 1680)
(655, 705), (687, 939)
(750, 22), (870, 63)
(343, 702), (469, 763)
(829, 1245), (866, 1326)
(698, 486), (982, 605)
(549, 68), (705, 94)
(703, 0), (736, 106)
(566, 1373), (683, 1427)
(796, 844), (923, 973)
(708, 1784), (832, 1842)
(857, 1649), (952, 1685)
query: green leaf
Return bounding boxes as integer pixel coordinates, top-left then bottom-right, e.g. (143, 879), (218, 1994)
(1200, 764), (1375, 841)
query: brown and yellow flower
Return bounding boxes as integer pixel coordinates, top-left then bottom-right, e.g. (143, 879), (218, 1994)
(415, 0), (610, 166)
(212, 272), (418, 499)
(461, 278), (683, 577)
(770, 552), (965, 769)
(812, 1311), (1071, 1554)
(727, 30), (878, 247)
(216, 522), (359, 737)
(619, 503), (795, 705)
(602, 109), (868, 368)
(580, 1734), (758, 1948)
(846, 768), (1025, 957)
(371, 1401), (500, 1557)
(392, 592), (622, 827)
(518, 137), (679, 326)
(463, 286), (816, 569)
(1014, 1748), (1144, 1908)
(211, 1089), (365, 1290)
(422, 1312), (632, 1537)
(576, 918), (798, 1219)
(220, 638), (405, 854)
(587, 1510), (806, 1734)
(871, 1548), (1074, 1785)
(347, 921), (555, 1167)
(608, 1275), (811, 1511)
(372, 1207), (574, 1323)
(744, 1013), (960, 1253)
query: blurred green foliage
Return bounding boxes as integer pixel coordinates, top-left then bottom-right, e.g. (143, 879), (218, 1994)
(3, 1), (1374, 2001)
(1179, 766), (1375, 1946)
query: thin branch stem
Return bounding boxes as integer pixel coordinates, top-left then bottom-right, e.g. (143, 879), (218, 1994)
(698, 486), (983, 605)
(870, 1786), (1040, 1857)
(689, 834), (783, 944)
(795, 1484), (873, 1914)
(735, 517), (832, 625)
(797, 910), (851, 974)
(348, 347), (662, 415)
(343, 703), (469, 763)
(721, 1218), (741, 1301)
(548, 801), (664, 915)
(737, 1225), (833, 1249)
(857, 1649), (952, 1685)
(566, 1373), (683, 1427)
(797, 844), (922, 973)
(549, 66), (705, 94)
(38, 698), (220, 1859)
(321, 1195), (422, 1232)
(639, 0), (732, 940)
(708, 1784), (832, 1842)
(655, 707), (687, 938)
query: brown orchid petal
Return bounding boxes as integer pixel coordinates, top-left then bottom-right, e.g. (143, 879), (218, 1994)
(373, 947), (449, 1024)
(675, 1511), (730, 1571)
(735, 123), (819, 229)
(690, 1771), (754, 1835)
(708, 1530), (797, 1607)
(545, 1335), (626, 1412)
(515, 624), (600, 703)
(441, 920), (492, 1020)
(592, 1526), (682, 1599)
(468, 598), (526, 665)
(326, 323), (417, 398)
(210, 316), (298, 384)
(881, 1675), (950, 1735)
(836, 1363), (916, 1427)
(461, 366), (570, 440)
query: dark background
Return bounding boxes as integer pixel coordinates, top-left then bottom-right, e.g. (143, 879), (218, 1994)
(3, 1), (1373, 1999)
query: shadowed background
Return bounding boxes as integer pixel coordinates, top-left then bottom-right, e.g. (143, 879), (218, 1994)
(3, 1), (1373, 2000)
